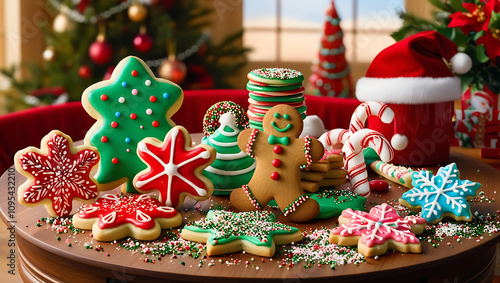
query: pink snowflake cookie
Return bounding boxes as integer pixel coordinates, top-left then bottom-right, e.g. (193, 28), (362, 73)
(329, 203), (426, 257)
(73, 194), (182, 241)
(133, 126), (216, 209)
(15, 130), (100, 217)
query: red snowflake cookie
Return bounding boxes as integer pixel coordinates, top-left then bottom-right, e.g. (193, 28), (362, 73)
(329, 203), (426, 257)
(15, 130), (100, 217)
(133, 126), (216, 209)
(73, 194), (182, 241)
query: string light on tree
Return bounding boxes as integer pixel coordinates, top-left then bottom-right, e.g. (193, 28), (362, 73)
(52, 11), (73, 33)
(43, 46), (56, 62)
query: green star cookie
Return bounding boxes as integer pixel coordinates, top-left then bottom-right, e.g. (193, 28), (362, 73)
(82, 56), (183, 193)
(180, 210), (303, 257)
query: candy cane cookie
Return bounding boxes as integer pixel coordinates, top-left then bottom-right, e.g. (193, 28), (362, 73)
(369, 160), (414, 189)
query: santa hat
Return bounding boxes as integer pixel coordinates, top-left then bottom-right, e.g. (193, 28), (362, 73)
(356, 31), (472, 104)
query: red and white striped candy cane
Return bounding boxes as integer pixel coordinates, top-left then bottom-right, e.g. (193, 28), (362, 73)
(319, 128), (349, 151)
(343, 129), (394, 197)
(349, 102), (394, 134)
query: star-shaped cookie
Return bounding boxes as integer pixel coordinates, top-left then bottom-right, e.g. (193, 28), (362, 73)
(133, 126), (216, 209)
(15, 130), (99, 217)
(82, 56), (183, 193)
(399, 163), (481, 223)
(73, 194), (182, 241)
(180, 210), (303, 257)
(329, 203), (426, 257)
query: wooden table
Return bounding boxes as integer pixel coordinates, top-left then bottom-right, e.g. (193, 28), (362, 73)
(2, 150), (500, 283)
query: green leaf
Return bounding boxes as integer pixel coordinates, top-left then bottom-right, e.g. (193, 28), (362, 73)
(450, 0), (467, 12)
(429, 0), (450, 12)
(489, 12), (500, 30)
(473, 30), (486, 41)
(475, 44), (490, 63)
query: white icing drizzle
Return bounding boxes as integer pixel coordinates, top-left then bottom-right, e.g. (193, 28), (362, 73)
(215, 151), (248, 160)
(205, 162), (256, 176)
(136, 210), (152, 223)
(102, 211), (117, 224)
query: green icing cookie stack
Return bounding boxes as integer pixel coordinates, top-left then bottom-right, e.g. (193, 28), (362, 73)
(246, 68), (306, 130)
(202, 112), (255, 195)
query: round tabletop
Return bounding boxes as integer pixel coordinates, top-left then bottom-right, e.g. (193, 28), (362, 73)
(1, 150), (500, 282)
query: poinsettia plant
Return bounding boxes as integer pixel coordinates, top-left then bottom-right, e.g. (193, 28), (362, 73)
(393, 0), (500, 94)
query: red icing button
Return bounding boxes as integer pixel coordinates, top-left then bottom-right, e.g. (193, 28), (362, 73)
(130, 113), (137, 120)
(101, 136), (108, 143)
(112, 158), (119, 164)
(149, 96), (157, 102)
(273, 145), (283, 154)
(111, 121), (118, 128)
(131, 70), (138, 77)
(270, 172), (280, 180)
(152, 120), (159, 127)
(272, 159), (281, 168)
(100, 94), (108, 101)
(369, 180), (389, 192)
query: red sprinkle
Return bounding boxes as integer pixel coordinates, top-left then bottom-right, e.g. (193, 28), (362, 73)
(130, 113), (137, 120)
(152, 120), (159, 127)
(149, 96), (157, 102)
(112, 158), (119, 164)
(131, 70), (138, 77)
(271, 172), (280, 180)
(272, 159), (282, 168)
(101, 136), (108, 143)
(111, 121), (118, 128)
(100, 94), (108, 101)
(273, 145), (283, 154)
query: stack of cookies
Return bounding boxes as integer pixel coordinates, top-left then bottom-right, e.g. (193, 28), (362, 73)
(246, 68), (306, 130)
(300, 153), (347, 192)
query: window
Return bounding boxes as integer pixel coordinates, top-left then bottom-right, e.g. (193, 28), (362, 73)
(243, 0), (405, 64)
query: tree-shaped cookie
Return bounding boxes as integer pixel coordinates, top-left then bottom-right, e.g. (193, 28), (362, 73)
(14, 130), (100, 217)
(399, 163), (481, 224)
(133, 126), (216, 209)
(180, 210), (303, 257)
(82, 56), (183, 193)
(202, 112), (255, 195)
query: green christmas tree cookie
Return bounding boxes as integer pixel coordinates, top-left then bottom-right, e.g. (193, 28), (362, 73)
(82, 56), (183, 193)
(202, 112), (255, 195)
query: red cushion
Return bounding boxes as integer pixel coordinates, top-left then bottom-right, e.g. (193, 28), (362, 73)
(0, 89), (360, 172)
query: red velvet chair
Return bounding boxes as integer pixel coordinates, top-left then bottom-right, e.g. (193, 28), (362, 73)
(0, 89), (360, 173)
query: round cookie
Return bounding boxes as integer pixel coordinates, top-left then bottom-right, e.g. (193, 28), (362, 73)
(230, 104), (324, 222)
(202, 101), (249, 137)
(248, 68), (304, 85)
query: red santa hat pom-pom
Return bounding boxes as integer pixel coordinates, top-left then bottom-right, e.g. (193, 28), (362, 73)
(450, 52), (472, 75)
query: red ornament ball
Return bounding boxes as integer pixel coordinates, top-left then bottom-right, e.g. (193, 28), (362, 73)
(78, 65), (92, 79)
(89, 40), (114, 65)
(133, 33), (153, 53)
(103, 66), (115, 80)
(158, 58), (187, 84)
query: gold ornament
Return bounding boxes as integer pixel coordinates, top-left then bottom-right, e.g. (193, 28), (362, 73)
(42, 46), (56, 61)
(53, 12), (73, 33)
(158, 56), (187, 84)
(128, 3), (148, 23)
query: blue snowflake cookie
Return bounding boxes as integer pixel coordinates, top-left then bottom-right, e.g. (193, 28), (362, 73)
(399, 163), (481, 224)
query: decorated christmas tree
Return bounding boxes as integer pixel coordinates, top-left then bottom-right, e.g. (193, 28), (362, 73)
(308, 0), (353, 98)
(1, 0), (249, 108)
(202, 112), (255, 195)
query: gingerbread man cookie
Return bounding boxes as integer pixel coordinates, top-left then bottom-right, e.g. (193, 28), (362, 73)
(230, 104), (324, 222)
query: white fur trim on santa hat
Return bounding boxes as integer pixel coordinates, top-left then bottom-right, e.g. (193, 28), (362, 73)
(356, 76), (462, 104)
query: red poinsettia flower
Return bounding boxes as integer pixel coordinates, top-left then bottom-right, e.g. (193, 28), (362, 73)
(449, 0), (500, 34)
(477, 29), (500, 58)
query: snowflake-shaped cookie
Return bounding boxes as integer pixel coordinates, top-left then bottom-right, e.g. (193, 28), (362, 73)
(180, 210), (303, 257)
(329, 203), (426, 257)
(133, 126), (216, 209)
(15, 130), (99, 217)
(73, 194), (182, 241)
(399, 163), (481, 224)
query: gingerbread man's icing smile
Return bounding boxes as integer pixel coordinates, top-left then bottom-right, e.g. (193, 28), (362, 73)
(271, 113), (292, 133)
